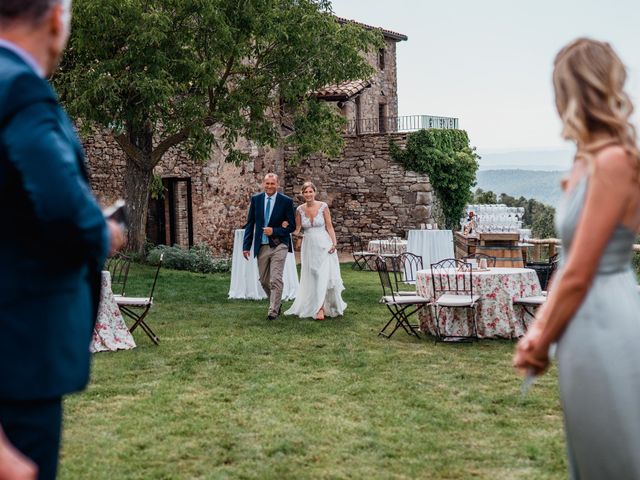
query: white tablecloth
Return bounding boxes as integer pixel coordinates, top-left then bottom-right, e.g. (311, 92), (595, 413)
(407, 230), (455, 267)
(228, 229), (299, 300)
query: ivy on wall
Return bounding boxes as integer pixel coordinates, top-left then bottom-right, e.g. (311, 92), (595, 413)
(390, 129), (479, 229)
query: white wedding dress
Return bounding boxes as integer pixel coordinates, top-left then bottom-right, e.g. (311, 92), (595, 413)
(285, 202), (347, 319)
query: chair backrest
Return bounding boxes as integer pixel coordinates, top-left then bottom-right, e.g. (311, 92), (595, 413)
(462, 253), (496, 267)
(105, 253), (132, 296)
(350, 235), (365, 253)
(148, 253), (164, 300)
(393, 252), (423, 284)
(430, 258), (474, 298)
(375, 256), (397, 299)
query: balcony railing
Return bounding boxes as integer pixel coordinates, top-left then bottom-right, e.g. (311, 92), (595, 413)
(346, 114), (459, 135)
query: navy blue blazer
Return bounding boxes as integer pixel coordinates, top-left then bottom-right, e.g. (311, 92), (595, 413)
(0, 47), (109, 400)
(243, 192), (295, 257)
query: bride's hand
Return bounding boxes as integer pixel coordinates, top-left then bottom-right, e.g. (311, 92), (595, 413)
(282, 221), (289, 228)
(328, 244), (337, 254)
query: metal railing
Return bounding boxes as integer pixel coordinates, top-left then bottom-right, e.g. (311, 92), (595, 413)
(346, 114), (459, 135)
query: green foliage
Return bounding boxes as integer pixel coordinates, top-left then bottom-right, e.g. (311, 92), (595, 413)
(149, 173), (166, 200)
(54, 0), (380, 164)
(390, 129), (479, 229)
(473, 189), (558, 239)
(147, 244), (231, 273)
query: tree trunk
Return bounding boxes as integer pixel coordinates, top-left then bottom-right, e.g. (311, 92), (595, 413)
(123, 157), (154, 253)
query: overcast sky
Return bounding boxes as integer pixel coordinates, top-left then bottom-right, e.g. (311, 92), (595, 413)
(330, 0), (640, 153)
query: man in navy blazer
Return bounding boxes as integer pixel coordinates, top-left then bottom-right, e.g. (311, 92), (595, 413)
(243, 173), (296, 320)
(0, 1), (124, 478)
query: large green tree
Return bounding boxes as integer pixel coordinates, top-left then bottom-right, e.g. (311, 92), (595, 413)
(55, 0), (379, 251)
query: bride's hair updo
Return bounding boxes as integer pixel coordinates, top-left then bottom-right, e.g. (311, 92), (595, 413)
(553, 38), (640, 172)
(301, 181), (317, 194)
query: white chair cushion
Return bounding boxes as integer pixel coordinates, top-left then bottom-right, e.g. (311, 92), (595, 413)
(115, 296), (153, 307)
(382, 295), (431, 305)
(514, 295), (546, 306)
(435, 293), (480, 307)
(354, 251), (374, 256)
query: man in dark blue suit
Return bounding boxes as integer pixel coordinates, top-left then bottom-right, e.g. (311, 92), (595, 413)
(0, 1), (124, 478)
(243, 173), (296, 320)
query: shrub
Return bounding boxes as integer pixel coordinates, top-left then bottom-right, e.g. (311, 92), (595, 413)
(146, 244), (232, 274)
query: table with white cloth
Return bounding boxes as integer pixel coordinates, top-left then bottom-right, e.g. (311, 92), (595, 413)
(228, 229), (299, 300)
(407, 230), (455, 268)
(416, 267), (542, 338)
(367, 239), (408, 255)
(91, 271), (136, 353)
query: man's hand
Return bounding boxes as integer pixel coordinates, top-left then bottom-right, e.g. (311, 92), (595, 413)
(0, 430), (37, 480)
(107, 219), (126, 255)
(243, 251), (250, 260)
(263, 227), (273, 236)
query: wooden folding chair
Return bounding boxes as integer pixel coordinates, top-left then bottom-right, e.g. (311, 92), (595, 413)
(430, 258), (481, 342)
(116, 254), (163, 345)
(376, 256), (430, 339)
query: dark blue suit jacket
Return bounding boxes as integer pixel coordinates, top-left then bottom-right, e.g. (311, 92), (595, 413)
(0, 47), (109, 400)
(243, 192), (295, 258)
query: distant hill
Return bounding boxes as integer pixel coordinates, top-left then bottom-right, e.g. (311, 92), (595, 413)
(476, 170), (565, 207)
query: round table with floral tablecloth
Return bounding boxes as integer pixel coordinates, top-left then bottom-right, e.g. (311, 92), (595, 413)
(416, 267), (542, 338)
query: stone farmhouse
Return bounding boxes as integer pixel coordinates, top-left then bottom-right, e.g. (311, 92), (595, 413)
(85, 18), (459, 254)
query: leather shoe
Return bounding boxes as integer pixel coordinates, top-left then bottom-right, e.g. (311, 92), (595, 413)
(267, 314), (277, 321)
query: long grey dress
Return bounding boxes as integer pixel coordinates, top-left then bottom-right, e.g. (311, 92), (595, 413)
(555, 175), (640, 479)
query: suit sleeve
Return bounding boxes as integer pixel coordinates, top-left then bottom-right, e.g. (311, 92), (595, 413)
(272, 198), (296, 237)
(1, 75), (109, 265)
(243, 196), (256, 252)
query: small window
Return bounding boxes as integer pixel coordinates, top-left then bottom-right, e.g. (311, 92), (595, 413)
(378, 48), (385, 70)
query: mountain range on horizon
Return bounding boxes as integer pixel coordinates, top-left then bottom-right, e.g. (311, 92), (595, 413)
(476, 148), (573, 171)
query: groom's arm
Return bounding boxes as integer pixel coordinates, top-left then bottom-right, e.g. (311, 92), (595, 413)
(242, 197), (256, 254)
(271, 199), (296, 237)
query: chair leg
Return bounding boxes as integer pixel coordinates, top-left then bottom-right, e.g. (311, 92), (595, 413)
(121, 306), (159, 345)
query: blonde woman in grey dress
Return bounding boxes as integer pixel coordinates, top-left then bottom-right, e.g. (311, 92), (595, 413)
(514, 38), (640, 479)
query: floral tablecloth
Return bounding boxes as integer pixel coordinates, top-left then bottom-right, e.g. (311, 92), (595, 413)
(90, 271), (136, 353)
(367, 239), (408, 255)
(416, 267), (541, 338)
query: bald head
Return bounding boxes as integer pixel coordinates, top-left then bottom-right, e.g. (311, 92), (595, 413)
(0, 0), (71, 77)
(0, 0), (66, 27)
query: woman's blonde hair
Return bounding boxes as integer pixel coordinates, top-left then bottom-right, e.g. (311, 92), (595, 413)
(553, 38), (640, 172)
(300, 181), (317, 194)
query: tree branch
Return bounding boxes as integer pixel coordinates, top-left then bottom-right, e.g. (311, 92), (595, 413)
(113, 133), (146, 169)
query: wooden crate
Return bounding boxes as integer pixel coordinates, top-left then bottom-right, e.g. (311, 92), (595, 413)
(454, 231), (477, 259)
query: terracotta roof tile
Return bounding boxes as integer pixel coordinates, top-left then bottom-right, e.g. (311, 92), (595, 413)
(335, 16), (408, 41)
(314, 79), (371, 100)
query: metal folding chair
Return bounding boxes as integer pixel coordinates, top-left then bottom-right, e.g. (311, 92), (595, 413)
(430, 258), (481, 342)
(350, 235), (376, 270)
(105, 253), (132, 296)
(462, 252), (496, 267)
(391, 252), (423, 296)
(376, 256), (430, 339)
(513, 295), (546, 334)
(116, 254), (163, 345)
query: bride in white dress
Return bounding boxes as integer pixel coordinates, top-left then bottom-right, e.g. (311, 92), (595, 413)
(284, 181), (347, 320)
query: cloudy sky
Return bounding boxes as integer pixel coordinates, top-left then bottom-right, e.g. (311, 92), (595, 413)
(330, 0), (640, 154)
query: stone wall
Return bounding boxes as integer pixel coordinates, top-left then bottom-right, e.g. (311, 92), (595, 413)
(284, 132), (438, 247)
(358, 38), (399, 121)
(84, 130), (283, 254)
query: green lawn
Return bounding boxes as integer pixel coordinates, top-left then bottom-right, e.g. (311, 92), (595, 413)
(60, 264), (566, 479)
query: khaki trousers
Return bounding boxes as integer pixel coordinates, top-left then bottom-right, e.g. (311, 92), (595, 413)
(257, 243), (288, 316)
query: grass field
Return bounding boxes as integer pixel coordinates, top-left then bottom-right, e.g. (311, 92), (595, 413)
(59, 264), (566, 479)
